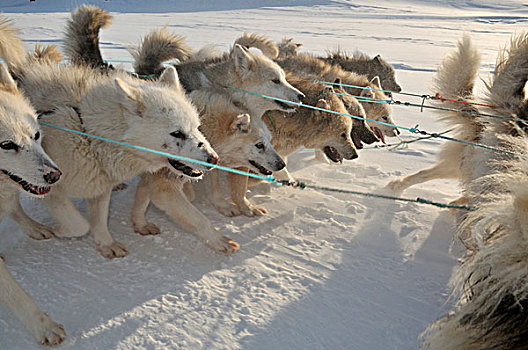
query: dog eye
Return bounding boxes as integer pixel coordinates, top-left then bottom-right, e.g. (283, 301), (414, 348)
(272, 79), (280, 84)
(255, 142), (265, 150)
(170, 131), (186, 140)
(34, 131), (40, 141)
(382, 116), (388, 121)
(341, 133), (347, 138)
(0, 141), (19, 151)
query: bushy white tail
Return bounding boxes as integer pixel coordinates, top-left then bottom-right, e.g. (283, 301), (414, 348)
(432, 34), (481, 127)
(233, 32), (279, 59)
(0, 17), (27, 71)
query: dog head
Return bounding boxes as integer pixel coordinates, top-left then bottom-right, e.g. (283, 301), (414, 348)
(333, 80), (379, 148)
(371, 54), (402, 93)
(357, 76), (400, 143)
(0, 63), (61, 196)
(115, 67), (218, 179)
(304, 87), (358, 162)
(232, 44), (304, 114)
(213, 113), (285, 175)
(277, 38), (302, 58)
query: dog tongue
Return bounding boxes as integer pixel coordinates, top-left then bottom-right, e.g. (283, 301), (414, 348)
(373, 127), (386, 144)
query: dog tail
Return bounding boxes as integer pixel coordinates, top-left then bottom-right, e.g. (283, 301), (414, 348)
(432, 34), (481, 127)
(192, 44), (223, 61)
(130, 28), (192, 76)
(30, 43), (63, 65)
(277, 37), (302, 57)
(422, 174), (528, 349)
(0, 17), (28, 72)
(63, 5), (112, 68)
(233, 32), (279, 59)
(484, 32), (528, 120)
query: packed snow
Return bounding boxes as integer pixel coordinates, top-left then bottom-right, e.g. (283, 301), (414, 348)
(0, 1), (526, 349)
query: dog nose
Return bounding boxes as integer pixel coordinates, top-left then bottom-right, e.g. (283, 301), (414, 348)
(275, 158), (286, 171)
(297, 92), (305, 102)
(207, 153), (219, 165)
(43, 169), (62, 184)
(395, 128), (401, 135)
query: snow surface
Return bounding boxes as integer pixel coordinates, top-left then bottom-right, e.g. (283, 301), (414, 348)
(0, 1), (525, 349)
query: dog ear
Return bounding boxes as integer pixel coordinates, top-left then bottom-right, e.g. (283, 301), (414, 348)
(0, 62), (18, 92)
(360, 86), (375, 99)
(158, 66), (183, 93)
(315, 98), (330, 117)
(114, 78), (144, 115)
(233, 44), (254, 74)
(334, 78), (342, 86)
(370, 76), (382, 90)
(296, 43), (303, 48)
(372, 55), (382, 64)
(230, 113), (251, 133)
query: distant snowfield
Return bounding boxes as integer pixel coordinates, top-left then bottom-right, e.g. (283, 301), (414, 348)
(0, 1), (525, 349)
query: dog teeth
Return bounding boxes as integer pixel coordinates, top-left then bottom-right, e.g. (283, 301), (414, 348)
(1, 169), (50, 195)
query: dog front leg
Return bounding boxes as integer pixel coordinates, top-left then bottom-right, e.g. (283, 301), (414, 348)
(150, 184), (239, 254)
(202, 170), (240, 216)
(9, 194), (54, 240)
(44, 194), (90, 238)
(229, 169), (267, 217)
(131, 173), (160, 236)
(0, 256), (65, 346)
(387, 160), (459, 193)
(87, 189), (128, 259)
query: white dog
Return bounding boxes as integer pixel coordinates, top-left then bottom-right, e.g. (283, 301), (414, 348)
(0, 18), (218, 259)
(0, 58), (65, 345)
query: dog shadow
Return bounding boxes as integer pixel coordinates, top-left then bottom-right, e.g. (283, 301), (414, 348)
(236, 190), (458, 350)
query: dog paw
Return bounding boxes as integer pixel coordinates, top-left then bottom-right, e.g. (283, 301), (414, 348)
(28, 224), (55, 240)
(211, 236), (240, 255)
(112, 183), (128, 191)
(240, 204), (268, 217)
(97, 241), (129, 259)
(386, 178), (405, 194)
(216, 202), (242, 217)
(134, 223), (161, 236)
(32, 315), (66, 347)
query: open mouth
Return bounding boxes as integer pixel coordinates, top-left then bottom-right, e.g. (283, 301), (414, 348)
(352, 133), (364, 149)
(323, 146), (343, 163)
(168, 159), (203, 178)
(1, 169), (51, 196)
(249, 160), (272, 175)
(372, 127), (386, 144)
(275, 99), (297, 111)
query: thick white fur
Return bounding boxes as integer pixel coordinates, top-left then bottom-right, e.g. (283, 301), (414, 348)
(132, 28), (304, 217)
(0, 57), (65, 344)
(423, 32), (528, 349)
(388, 34), (481, 194)
(1, 20), (218, 259)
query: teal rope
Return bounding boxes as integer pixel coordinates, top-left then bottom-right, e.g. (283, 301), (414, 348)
(38, 121), (281, 185)
(331, 91), (523, 122)
(228, 87), (521, 156)
(226, 87), (415, 132)
(38, 121), (475, 211)
(282, 181), (477, 211)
